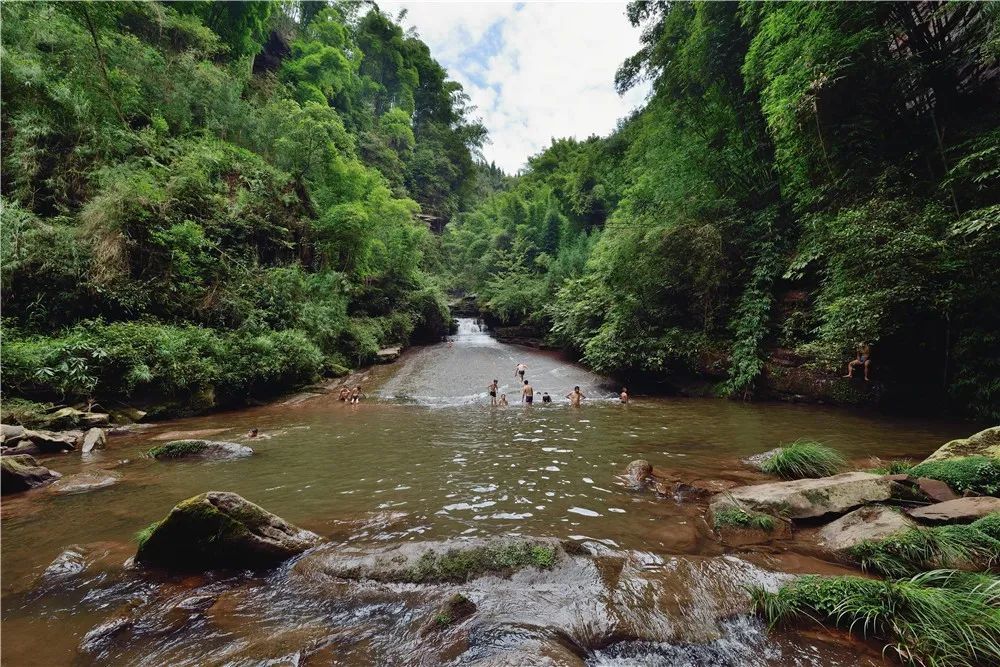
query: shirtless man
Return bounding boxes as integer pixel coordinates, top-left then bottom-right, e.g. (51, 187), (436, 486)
(844, 342), (872, 381)
(620, 387), (629, 404)
(521, 380), (534, 405)
(566, 386), (585, 407)
(514, 362), (527, 381)
(488, 379), (499, 406)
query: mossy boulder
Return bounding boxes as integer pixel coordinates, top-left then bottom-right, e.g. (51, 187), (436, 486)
(921, 426), (1000, 463)
(147, 439), (252, 460)
(1, 454), (62, 493)
(135, 491), (321, 571)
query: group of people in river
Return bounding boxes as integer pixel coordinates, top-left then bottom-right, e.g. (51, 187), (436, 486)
(487, 362), (630, 407)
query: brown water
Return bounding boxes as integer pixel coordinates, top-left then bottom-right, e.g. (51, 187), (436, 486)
(0, 319), (970, 665)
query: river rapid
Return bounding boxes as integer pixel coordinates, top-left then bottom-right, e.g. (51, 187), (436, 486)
(0, 319), (971, 665)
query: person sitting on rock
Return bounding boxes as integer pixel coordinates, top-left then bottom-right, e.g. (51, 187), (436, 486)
(844, 342), (872, 381)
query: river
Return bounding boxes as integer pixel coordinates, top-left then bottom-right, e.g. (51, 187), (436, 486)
(0, 319), (971, 665)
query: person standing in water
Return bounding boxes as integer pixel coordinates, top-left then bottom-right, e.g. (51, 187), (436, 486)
(514, 362), (527, 381)
(521, 379), (534, 405)
(566, 386), (585, 407)
(620, 387), (629, 404)
(488, 379), (499, 406)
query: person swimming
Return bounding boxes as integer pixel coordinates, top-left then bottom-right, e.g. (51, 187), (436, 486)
(566, 386), (585, 407)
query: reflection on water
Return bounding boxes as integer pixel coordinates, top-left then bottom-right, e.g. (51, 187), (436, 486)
(0, 320), (967, 665)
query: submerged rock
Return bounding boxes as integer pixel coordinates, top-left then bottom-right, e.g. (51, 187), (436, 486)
(82, 427), (107, 453)
(709, 472), (900, 520)
(1, 454), (62, 493)
(920, 426), (1000, 463)
(135, 491), (321, 570)
(907, 497), (1000, 524)
(816, 505), (915, 553)
(147, 439), (252, 460)
(48, 470), (121, 495)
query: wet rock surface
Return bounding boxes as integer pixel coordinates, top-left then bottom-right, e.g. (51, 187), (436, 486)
(710, 472), (901, 520)
(907, 496), (1000, 524)
(82, 427), (107, 453)
(136, 491), (321, 570)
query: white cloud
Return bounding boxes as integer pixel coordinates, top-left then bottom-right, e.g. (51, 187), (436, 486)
(381, 1), (651, 173)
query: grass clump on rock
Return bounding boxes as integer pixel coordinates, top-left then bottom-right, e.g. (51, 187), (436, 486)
(759, 439), (846, 479)
(712, 507), (776, 531)
(752, 569), (1000, 667)
(848, 521), (1000, 577)
(907, 456), (1000, 496)
(404, 541), (556, 583)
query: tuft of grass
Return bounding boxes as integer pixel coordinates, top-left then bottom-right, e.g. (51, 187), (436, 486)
(972, 513), (1000, 541)
(759, 439), (846, 479)
(404, 541), (557, 583)
(134, 521), (160, 549)
(147, 440), (207, 459)
(435, 613), (452, 627)
(751, 569), (1000, 667)
(907, 456), (1000, 496)
(849, 523), (1000, 577)
(867, 458), (915, 475)
(713, 506), (776, 531)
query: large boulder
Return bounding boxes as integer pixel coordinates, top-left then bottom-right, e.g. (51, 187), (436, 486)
(921, 426), (1000, 463)
(46, 407), (109, 429)
(709, 472), (900, 520)
(1, 454), (62, 493)
(49, 470), (121, 495)
(135, 491), (321, 570)
(1, 423), (27, 443)
(908, 497), (1000, 524)
(82, 428), (107, 453)
(147, 440), (252, 461)
(817, 505), (916, 553)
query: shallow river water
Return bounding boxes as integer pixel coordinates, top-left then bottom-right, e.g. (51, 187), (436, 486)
(1, 319), (971, 665)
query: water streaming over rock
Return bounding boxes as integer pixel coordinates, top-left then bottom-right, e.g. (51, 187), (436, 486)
(1, 319), (965, 665)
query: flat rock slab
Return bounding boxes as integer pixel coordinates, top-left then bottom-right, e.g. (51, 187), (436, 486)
(907, 496), (1000, 524)
(710, 472), (899, 520)
(817, 505), (915, 552)
(148, 440), (253, 461)
(913, 477), (958, 502)
(48, 470), (121, 495)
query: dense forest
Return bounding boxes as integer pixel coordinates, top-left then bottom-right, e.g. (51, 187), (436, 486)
(2, 1), (998, 423)
(444, 1), (1000, 421)
(1, 0), (484, 418)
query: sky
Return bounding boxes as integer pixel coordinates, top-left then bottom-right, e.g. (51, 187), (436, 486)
(380, 1), (652, 173)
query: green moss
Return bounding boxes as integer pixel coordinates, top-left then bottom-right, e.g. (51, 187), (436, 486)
(907, 456), (1000, 496)
(752, 570), (1000, 667)
(848, 522), (1000, 577)
(403, 541), (557, 583)
(147, 440), (208, 459)
(434, 613), (452, 627)
(713, 507), (776, 531)
(0, 398), (57, 428)
(135, 520), (160, 549)
(759, 440), (846, 479)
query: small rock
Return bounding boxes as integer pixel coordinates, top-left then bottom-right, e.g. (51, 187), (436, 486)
(817, 505), (916, 553)
(48, 470), (121, 495)
(1, 454), (62, 493)
(625, 460), (652, 487)
(82, 428), (107, 453)
(743, 447), (782, 471)
(913, 477), (958, 502)
(376, 347), (401, 363)
(908, 497), (1000, 524)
